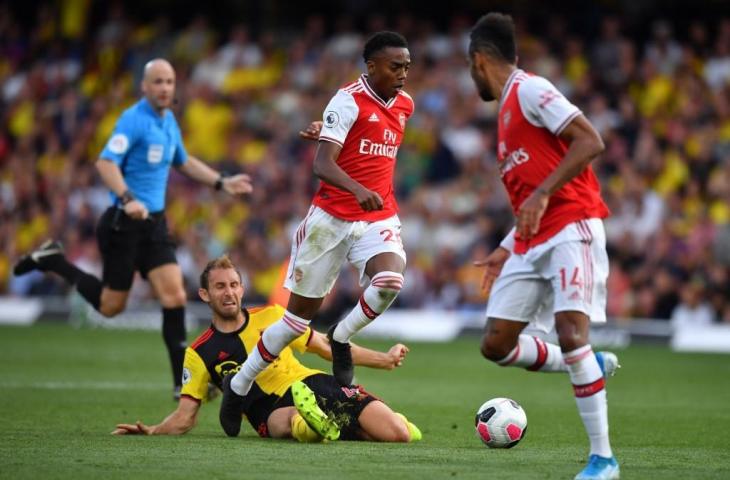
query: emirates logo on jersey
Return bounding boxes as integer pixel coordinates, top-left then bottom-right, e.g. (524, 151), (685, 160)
(359, 139), (399, 158)
(358, 128), (399, 158)
(500, 147), (530, 176)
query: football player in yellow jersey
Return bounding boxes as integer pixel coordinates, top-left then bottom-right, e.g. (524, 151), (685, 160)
(112, 255), (421, 442)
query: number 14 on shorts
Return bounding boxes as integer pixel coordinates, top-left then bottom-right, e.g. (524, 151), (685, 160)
(559, 267), (583, 290)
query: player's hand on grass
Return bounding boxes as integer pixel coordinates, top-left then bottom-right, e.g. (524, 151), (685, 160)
(111, 421), (154, 435)
(384, 344), (410, 369)
(299, 121), (323, 141)
(222, 174), (254, 195)
(516, 188), (549, 240)
(124, 200), (149, 220)
(474, 246), (511, 297)
(354, 186), (383, 211)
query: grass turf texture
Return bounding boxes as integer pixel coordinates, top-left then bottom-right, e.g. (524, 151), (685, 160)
(1, 323), (729, 479)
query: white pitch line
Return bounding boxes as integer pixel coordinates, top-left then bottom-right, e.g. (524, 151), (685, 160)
(0, 381), (167, 390)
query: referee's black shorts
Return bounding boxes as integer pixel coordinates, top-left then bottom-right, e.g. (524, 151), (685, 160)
(96, 207), (177, 291)
(246, 373), (380, 440)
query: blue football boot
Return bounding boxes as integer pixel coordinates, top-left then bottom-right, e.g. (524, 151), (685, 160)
(575, 454), (620, 480)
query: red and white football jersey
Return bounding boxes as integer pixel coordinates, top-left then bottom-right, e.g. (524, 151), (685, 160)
(315, 74), (414, 222)
(497, 69), (609, 254)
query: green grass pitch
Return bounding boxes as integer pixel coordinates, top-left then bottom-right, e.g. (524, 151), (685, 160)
(1, 323), (729, 479)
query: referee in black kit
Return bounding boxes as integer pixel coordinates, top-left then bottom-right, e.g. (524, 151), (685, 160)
(14, 59), (253, 399)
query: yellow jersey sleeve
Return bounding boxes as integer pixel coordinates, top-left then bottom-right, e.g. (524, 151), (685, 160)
(180, 347), (210, 401)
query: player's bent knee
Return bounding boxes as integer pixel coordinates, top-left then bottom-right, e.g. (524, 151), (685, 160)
(377, 287), (400, 303)
(555, 316), (589, 350)
(99, 302), (125, 317)
(391, 423), (411, 443)
(480, 337), (511, 362)
(557, 332), (588, 352)
(369, 271), (404, 309)
(99, 289), (128, 317)
(381, 417), (410, 443)
(360, 401), (410, 442)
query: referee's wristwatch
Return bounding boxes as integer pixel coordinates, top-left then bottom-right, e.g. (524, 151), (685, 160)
(120, 190), (136, 205)
(214, 172), (229, 191)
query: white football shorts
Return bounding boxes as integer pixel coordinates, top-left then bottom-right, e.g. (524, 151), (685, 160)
(284, 206), (407, 298)
(485, 218), (608, 332)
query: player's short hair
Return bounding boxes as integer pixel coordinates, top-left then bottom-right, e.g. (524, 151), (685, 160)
(469, 13), (517, 63)
(200, 255), (242, 290)
(363, 31), (408, 62)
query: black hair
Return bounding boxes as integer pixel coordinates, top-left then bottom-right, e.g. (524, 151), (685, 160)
(363, 31), (408, 62)
(469, 13), (517, 63)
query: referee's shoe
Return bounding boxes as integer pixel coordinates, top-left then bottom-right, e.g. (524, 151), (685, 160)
(13, 240), (64, 275)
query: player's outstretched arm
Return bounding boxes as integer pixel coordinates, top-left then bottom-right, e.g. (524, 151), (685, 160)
(306, 330), (408, 370)
(473, 246), (511, 298)
(111, 396), (200, 436)
(298, 120), (323, 141)
(176, 155), (253, 195)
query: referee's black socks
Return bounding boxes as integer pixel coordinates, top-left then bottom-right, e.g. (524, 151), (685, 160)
(44, 256), (102, 310)
(162, 307), (187, 388)
(76, 272), (102, 311)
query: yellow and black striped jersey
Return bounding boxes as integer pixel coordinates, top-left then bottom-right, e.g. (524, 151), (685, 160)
(180, 305), (322, 403)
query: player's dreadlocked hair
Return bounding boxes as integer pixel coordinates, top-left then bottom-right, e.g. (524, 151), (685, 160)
(363, 31), (408, 62)
(200, 254), (242, 290)
(469, 13), (517, 63)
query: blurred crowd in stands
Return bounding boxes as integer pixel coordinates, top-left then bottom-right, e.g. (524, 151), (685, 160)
(2, 2), (730, 327)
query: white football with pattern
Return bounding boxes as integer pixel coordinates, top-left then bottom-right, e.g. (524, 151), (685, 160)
(474, 397), (528, 449)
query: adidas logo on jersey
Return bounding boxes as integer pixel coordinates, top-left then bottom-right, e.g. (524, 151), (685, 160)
(368, 113), (380, 122)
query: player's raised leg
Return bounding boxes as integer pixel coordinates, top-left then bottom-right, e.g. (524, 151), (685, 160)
(481, 318), (557, 368)
(330, 251), (405, 385)
(219, 294), (322, 437)
(220, 206), (352, 436)
(556, 311), (619, 480)
(481, 318), (619, 378)
(14, 240), (105, 311)
(481, 272), (568, 372)
(238, 296), (320, 391)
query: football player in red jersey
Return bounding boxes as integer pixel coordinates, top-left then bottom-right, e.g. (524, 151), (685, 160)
(219, 32), (415, 437)
(468, 13), (620, 480)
